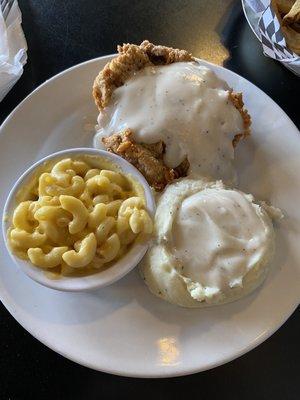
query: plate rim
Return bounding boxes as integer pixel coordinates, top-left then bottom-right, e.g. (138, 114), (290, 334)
(0, 54), (299, 378)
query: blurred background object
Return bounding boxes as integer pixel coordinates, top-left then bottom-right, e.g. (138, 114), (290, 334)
(0, 0), (27, 102)
(242, 0), (300, 76)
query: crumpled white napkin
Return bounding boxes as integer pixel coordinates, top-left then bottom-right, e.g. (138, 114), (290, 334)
(0, 1), (27, 102)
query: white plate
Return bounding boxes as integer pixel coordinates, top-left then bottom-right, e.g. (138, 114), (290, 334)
(0, 56), (299, 378)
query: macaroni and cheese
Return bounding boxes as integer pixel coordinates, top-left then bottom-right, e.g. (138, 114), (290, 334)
(8, 156), (153, 277)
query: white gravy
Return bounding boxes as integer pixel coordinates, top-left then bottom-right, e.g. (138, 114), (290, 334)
(172, 188), (272, 293)
(94, 62), (244, 181)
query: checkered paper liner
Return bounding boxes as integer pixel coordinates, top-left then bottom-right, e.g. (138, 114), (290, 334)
(244, 0), (300, 76)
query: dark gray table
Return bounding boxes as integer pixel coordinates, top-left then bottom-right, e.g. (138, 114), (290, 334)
(1, 1), (299, 398)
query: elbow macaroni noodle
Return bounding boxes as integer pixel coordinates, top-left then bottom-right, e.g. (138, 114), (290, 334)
(8, 157), (153, 276)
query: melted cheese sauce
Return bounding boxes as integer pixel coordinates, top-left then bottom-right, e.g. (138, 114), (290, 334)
(94, 62), (244, 181)
(173, 188), (272, 295)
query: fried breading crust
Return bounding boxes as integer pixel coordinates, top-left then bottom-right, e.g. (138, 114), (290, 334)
(94, 41), (251, 190)
(93, 40), (193, 110)
(228, 91), (251, 147)
(102, 129), (190, 191)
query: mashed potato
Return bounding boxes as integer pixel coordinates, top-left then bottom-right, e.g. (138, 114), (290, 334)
(140, 179), (279, 307)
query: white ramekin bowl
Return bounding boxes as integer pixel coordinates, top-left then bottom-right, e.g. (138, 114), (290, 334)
(2, 148), (156, 292)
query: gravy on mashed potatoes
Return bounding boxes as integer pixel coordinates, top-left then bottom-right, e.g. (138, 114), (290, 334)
(140, 179), (280, 307)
